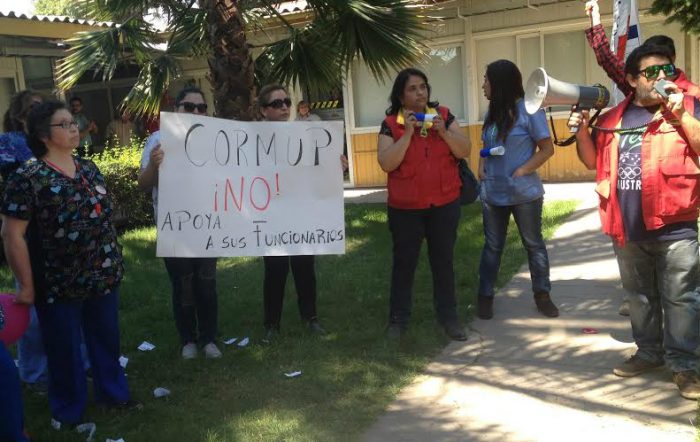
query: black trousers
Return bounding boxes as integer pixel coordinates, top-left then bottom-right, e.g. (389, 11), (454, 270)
(388, 198), (461, 326)
(263, 255), (317, 328)
(163, 257), (218, 346)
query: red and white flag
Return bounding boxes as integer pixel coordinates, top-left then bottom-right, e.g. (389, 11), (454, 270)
(610, 0), (642, 103)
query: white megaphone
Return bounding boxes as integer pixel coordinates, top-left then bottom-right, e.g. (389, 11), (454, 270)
(524, 68), (610, 132)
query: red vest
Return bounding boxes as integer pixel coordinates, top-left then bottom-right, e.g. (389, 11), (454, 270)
(384, 106), (461, 209)
(675, 70), (700, 98)
(593, 94), (700, 245)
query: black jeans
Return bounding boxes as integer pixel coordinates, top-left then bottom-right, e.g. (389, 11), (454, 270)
(263, 255), (317, 328)
(387, 198), (461, 326)
(163, 257), (218, 346)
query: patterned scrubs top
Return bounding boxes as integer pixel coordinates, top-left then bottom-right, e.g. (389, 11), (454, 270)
(1, 157), (124, 303)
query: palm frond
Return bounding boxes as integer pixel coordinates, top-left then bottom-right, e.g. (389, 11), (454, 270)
(255, 26), (340, 93)
(56, 18), (156, 90)
(121, 54), (181, 117)
(166, 6), (209, 57)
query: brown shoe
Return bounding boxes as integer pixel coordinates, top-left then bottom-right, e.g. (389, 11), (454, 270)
(613, 354), (664, 377)
(534, 292), (559, 317)
(477, 295), (494, 320)
(673, 370), (700, 400)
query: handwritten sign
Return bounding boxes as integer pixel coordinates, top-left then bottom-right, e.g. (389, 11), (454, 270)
(156, 112), (345, 257)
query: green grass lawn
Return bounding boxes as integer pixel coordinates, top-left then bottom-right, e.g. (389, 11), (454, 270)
(2, 200), (577, 442)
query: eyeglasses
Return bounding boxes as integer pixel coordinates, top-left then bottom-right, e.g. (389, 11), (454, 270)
(49, 121), (79, 130)
(180, 102), (208, 113)
(638, 63), (676, 80)
(263, 98), (292, 109)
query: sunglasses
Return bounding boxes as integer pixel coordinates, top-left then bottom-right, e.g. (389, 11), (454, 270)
(50, 121), (79, 130)
(180, 102), (208, 113)
(638, 63), (676, 80)
(263, 98), (292, 109)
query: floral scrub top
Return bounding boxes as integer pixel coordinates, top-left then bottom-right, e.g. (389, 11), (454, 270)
(1, 157), (124, 303)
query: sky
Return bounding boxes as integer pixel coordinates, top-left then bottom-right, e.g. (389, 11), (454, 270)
(0, 0), (34, 15)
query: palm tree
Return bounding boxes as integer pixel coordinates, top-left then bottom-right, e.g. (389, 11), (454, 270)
(56, 0), (427, 121)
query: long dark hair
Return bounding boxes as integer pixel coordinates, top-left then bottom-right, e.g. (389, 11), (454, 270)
(483, 60), (524, 141)
(385, 68), (439, 116)
(26, 100), (66, 158)
(3, 90), (40, 133)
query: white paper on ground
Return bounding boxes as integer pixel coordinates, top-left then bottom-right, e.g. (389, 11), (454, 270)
(137, 341), (155, 351)
(223, 337), (238, 345)
(119, 355), (129, 368)
(106, 439), (126, 442)
(237, 337), (249, 347)
(75, 422), (96, 441)
(153, 387), (171, 398)
(284, 371), (302, 378)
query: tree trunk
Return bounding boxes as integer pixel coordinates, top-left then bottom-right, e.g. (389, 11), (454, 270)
(202, 0), (256, 120)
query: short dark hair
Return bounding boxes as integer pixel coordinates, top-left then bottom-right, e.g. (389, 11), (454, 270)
(26, 100), (66, 158)
(644, 35), (675, 58)
(69, 96), (82, 105)
(174, 86), (205, 108)
(385, 68), (438, 116)
(624, 44), (673, 78)
(257, 84), (287, 118)
(3, 89), (41, 132)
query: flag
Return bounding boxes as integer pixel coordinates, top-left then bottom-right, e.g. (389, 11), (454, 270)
(610, 0), (642, 103)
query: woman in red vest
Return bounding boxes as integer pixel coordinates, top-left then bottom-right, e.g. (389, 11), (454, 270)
(377, 68), (471, 340)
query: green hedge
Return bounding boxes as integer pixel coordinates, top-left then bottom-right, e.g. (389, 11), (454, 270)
(90, 140), (154, 229)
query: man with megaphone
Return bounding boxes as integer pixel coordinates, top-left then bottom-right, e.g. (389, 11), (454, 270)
(568, 43), (700, 400)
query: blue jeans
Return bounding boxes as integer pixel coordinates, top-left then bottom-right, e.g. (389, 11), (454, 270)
(17, 306), (48, 385)
(478, 197), (551, 297)
(614, 238), (700, 372)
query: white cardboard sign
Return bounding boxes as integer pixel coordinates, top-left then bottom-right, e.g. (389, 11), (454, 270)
(156, 112), (345, 257)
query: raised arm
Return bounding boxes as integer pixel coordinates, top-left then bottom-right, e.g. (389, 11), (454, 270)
(584, 0), (633, 95)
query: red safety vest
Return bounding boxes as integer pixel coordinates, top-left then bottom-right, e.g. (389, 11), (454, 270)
(593, 94), (700, 245)
(383, 106), (461, 209)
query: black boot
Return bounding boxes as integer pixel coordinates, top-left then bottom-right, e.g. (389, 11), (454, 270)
(534, 292), (559, 317)
(477, 295), (494, 320)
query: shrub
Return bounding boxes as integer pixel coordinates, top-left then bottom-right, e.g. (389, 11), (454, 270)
(90, 140), (154, 229)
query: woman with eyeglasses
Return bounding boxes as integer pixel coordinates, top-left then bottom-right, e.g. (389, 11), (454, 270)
(377, 68), (470, 341)
(476, 59), (557, 320)
(138, 86), (222, 360)
(257, 84), (347, 343)
(1, 100), (134, 427)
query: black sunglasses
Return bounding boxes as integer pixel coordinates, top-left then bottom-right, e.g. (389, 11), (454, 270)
(638, 63), (676, 80)
(263, 98), (292, 109)
(180, 102), (208, 113)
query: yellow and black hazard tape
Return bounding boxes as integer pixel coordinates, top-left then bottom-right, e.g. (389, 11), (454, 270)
(310, 100), (340, 109)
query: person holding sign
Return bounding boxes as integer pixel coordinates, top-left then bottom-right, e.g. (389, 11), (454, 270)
(377, 68), (470, 341)
(1, 100), (133, 427)
(138, 86), (222, 360)
(258, 84), (346, 343)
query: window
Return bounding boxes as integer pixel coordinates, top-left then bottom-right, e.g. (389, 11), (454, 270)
(22, 57), (55, 92)
(475, 36), (516, 117)
(351, 43), (466, 128)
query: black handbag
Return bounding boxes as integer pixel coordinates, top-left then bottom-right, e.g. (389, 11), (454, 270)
(457, 158), (480, 205)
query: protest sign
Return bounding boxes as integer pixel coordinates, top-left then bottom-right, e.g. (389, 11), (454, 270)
(156, 112), (345, 257)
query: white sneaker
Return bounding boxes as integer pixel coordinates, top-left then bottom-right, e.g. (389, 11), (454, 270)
(203, 342), (222, 359)
(181, 343), (198, 360)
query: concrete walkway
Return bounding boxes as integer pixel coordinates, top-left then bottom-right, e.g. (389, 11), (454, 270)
(362, 182), (698, 442)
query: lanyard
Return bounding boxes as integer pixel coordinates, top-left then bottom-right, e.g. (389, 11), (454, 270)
(42, 158), (102, 216)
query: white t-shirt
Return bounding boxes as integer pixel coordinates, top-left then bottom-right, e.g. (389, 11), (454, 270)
(140, 130), (160, 216)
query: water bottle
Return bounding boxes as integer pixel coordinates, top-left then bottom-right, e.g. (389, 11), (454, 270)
(479, 146), (505, 157)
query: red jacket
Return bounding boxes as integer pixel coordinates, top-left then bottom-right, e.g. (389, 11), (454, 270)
(383, 106), (460, 209)
(593, 94), (700, 245)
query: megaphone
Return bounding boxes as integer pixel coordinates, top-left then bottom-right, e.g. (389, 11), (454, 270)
(524, 68), (610, 132)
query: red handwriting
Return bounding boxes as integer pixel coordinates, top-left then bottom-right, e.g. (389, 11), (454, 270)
(213, 173), (279, 213)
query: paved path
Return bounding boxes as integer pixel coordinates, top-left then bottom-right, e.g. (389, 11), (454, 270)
(362, 182), (698, 442)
